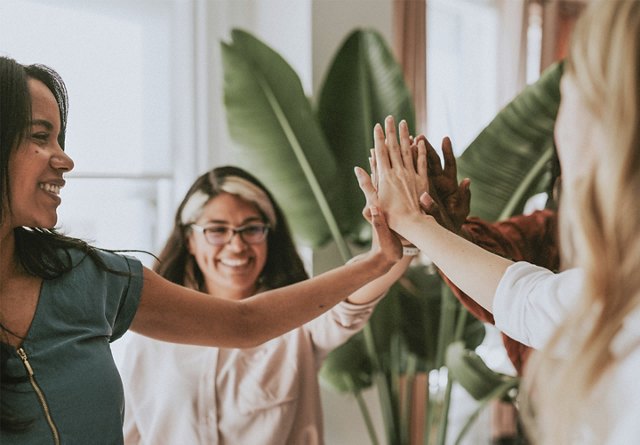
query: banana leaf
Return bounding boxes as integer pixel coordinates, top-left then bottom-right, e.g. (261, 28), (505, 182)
(457, 61), (564, 222)
(319, 331), (374, 393)
(320, 266), (485, 393)
(445, 341), (516, 401)
(221, 29), (345, 248)
(317, 29), (415, 243)
(222, 28), (414, 250)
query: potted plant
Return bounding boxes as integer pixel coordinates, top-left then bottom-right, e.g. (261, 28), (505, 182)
(220, 28), (562, 445)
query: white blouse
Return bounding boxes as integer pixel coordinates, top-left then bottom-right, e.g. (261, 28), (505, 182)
(118, 297), (381, 445)
(492, 262), (640, 443)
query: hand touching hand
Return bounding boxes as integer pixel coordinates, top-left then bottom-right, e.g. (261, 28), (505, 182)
(416, 136), (471, 234)
(359, 158), (404, 255)
(364, 205), (403, 266)
(360, 116), (425, 233)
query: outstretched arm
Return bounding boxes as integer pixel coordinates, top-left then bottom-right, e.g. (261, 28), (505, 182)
(346, 170), (415, 305)
(130, 207), (402, 348)
(357, 115), (514, 312)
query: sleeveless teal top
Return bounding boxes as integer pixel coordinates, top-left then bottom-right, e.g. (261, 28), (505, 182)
(2, 249), (143, 444)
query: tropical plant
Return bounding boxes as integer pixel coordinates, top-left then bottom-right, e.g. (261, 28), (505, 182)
(440, 59), (563, 445)
(220, 27), (562, 445)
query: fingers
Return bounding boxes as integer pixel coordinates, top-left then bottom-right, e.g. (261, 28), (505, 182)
(373, 123), (391, 171)
(360, 161), (376, 224)
(441, 137), (457, 180)
(369, 149), (378, 190)
(416, 139), (428, 184)
(426, 150), (442, 178)
(419, 192), (439, 215)
(384, 116), (404, 169)
(460, 178), (472, 212)
(398, 120), (413, 170)
(369, 205), (402, 261)
(354, 166), (377, 204)
(369, 204), (385, 236)
(361, 205), (373, 223)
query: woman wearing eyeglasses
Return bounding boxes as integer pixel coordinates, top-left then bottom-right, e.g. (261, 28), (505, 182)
(119, 166), (413, 445)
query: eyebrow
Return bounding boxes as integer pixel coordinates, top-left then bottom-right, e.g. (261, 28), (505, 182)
(30, 119), (54, 130)
(203, 216), (264, 226)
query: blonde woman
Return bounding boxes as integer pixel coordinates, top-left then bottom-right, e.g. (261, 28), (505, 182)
(356, 1), (640, 443)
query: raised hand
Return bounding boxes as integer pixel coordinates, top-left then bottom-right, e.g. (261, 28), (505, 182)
(357, 157), (402, 253)
(415, 135), (471, 234)
(365, 204), (403, 265)
(362, 116), (425, 233)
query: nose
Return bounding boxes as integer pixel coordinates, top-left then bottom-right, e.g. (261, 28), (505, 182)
(51, 145), (75, 173)
(226, 230), (248, 251)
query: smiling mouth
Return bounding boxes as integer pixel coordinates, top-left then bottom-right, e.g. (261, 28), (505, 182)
(219, 258), (251, 268)
(39, 183), (62, 195)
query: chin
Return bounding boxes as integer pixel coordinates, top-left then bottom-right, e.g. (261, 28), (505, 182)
(31, 217), (58, 230)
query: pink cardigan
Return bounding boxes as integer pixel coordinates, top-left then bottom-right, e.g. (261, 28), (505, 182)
(119, 297), (382, 445)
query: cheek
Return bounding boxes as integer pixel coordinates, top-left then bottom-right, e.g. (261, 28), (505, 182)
(188, 236), (216, 263)
(255, 245), (269, 274)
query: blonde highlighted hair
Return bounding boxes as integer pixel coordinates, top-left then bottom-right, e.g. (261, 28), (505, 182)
(522, 1), (640, 443)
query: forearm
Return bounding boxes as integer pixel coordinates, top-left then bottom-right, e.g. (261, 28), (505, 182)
(131, 254), (394, 348)
(346, 253), (413, 304)
(394, 213), (513, 312)
(242, 254), (394, 343)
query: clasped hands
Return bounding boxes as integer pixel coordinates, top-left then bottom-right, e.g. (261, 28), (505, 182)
(355, 115), (471, 243)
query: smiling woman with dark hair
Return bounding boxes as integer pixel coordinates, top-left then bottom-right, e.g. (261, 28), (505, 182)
(0, 55), (403, 444)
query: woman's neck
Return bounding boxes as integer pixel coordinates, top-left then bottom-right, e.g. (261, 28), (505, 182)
(0, 225), (18, 278)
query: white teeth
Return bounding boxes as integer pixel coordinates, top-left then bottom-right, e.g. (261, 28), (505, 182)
(220, 258), (249, 267)
(39, 183), (61, 195)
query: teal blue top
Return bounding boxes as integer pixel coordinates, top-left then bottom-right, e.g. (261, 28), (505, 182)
(2, 248), (143, 444)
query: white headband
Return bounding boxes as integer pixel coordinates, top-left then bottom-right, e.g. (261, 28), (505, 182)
(180, 176), (277, 228)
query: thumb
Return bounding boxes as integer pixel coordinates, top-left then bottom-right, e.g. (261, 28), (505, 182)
(419, 192), (439, 214)
(354, 166), (377, 204)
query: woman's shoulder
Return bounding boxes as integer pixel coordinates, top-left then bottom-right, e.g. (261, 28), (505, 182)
(64, 247), (142, 272)
(49, 247), (144, 289)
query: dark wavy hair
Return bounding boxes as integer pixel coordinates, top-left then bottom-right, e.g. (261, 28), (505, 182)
(0, 56), (126, 432)
(155, 166), (309, 291)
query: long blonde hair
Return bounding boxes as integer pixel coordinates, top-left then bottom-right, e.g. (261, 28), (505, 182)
(522, 1), (640, 443)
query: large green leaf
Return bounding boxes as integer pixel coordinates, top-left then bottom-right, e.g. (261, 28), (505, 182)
(319, 331), (374, 393)
(368, 266), (484, 373)
(445, 341), (517, 401)
(317, 29), (416, 242)
(320, 265), (485, 393)
(457, 61), (563, 221)
(221, 29), (347, 247)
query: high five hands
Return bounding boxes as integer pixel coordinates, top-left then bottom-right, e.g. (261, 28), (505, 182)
(355, 115), (471, 239)
(355, 116), (426, 236)
(416, 134), (471, 235)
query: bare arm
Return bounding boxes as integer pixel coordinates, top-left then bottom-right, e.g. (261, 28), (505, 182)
(346, 253), (413, 304)
(130, 208), (401, 348)
(346, 162), (416, 305)
(357, 116), (514, 312)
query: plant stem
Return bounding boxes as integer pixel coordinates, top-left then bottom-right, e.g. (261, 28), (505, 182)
(453, 380), (519, 445)
(363, 324), (398, 443)
(347, 376), (381, 445)
(425, 283), (457, 444)
(498, 147), (553, 221)
(435, 304), (469, 444)
(401, 355), (417, 445)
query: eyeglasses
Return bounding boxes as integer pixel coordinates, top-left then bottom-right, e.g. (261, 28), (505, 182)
(190, 222), (270, 246)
